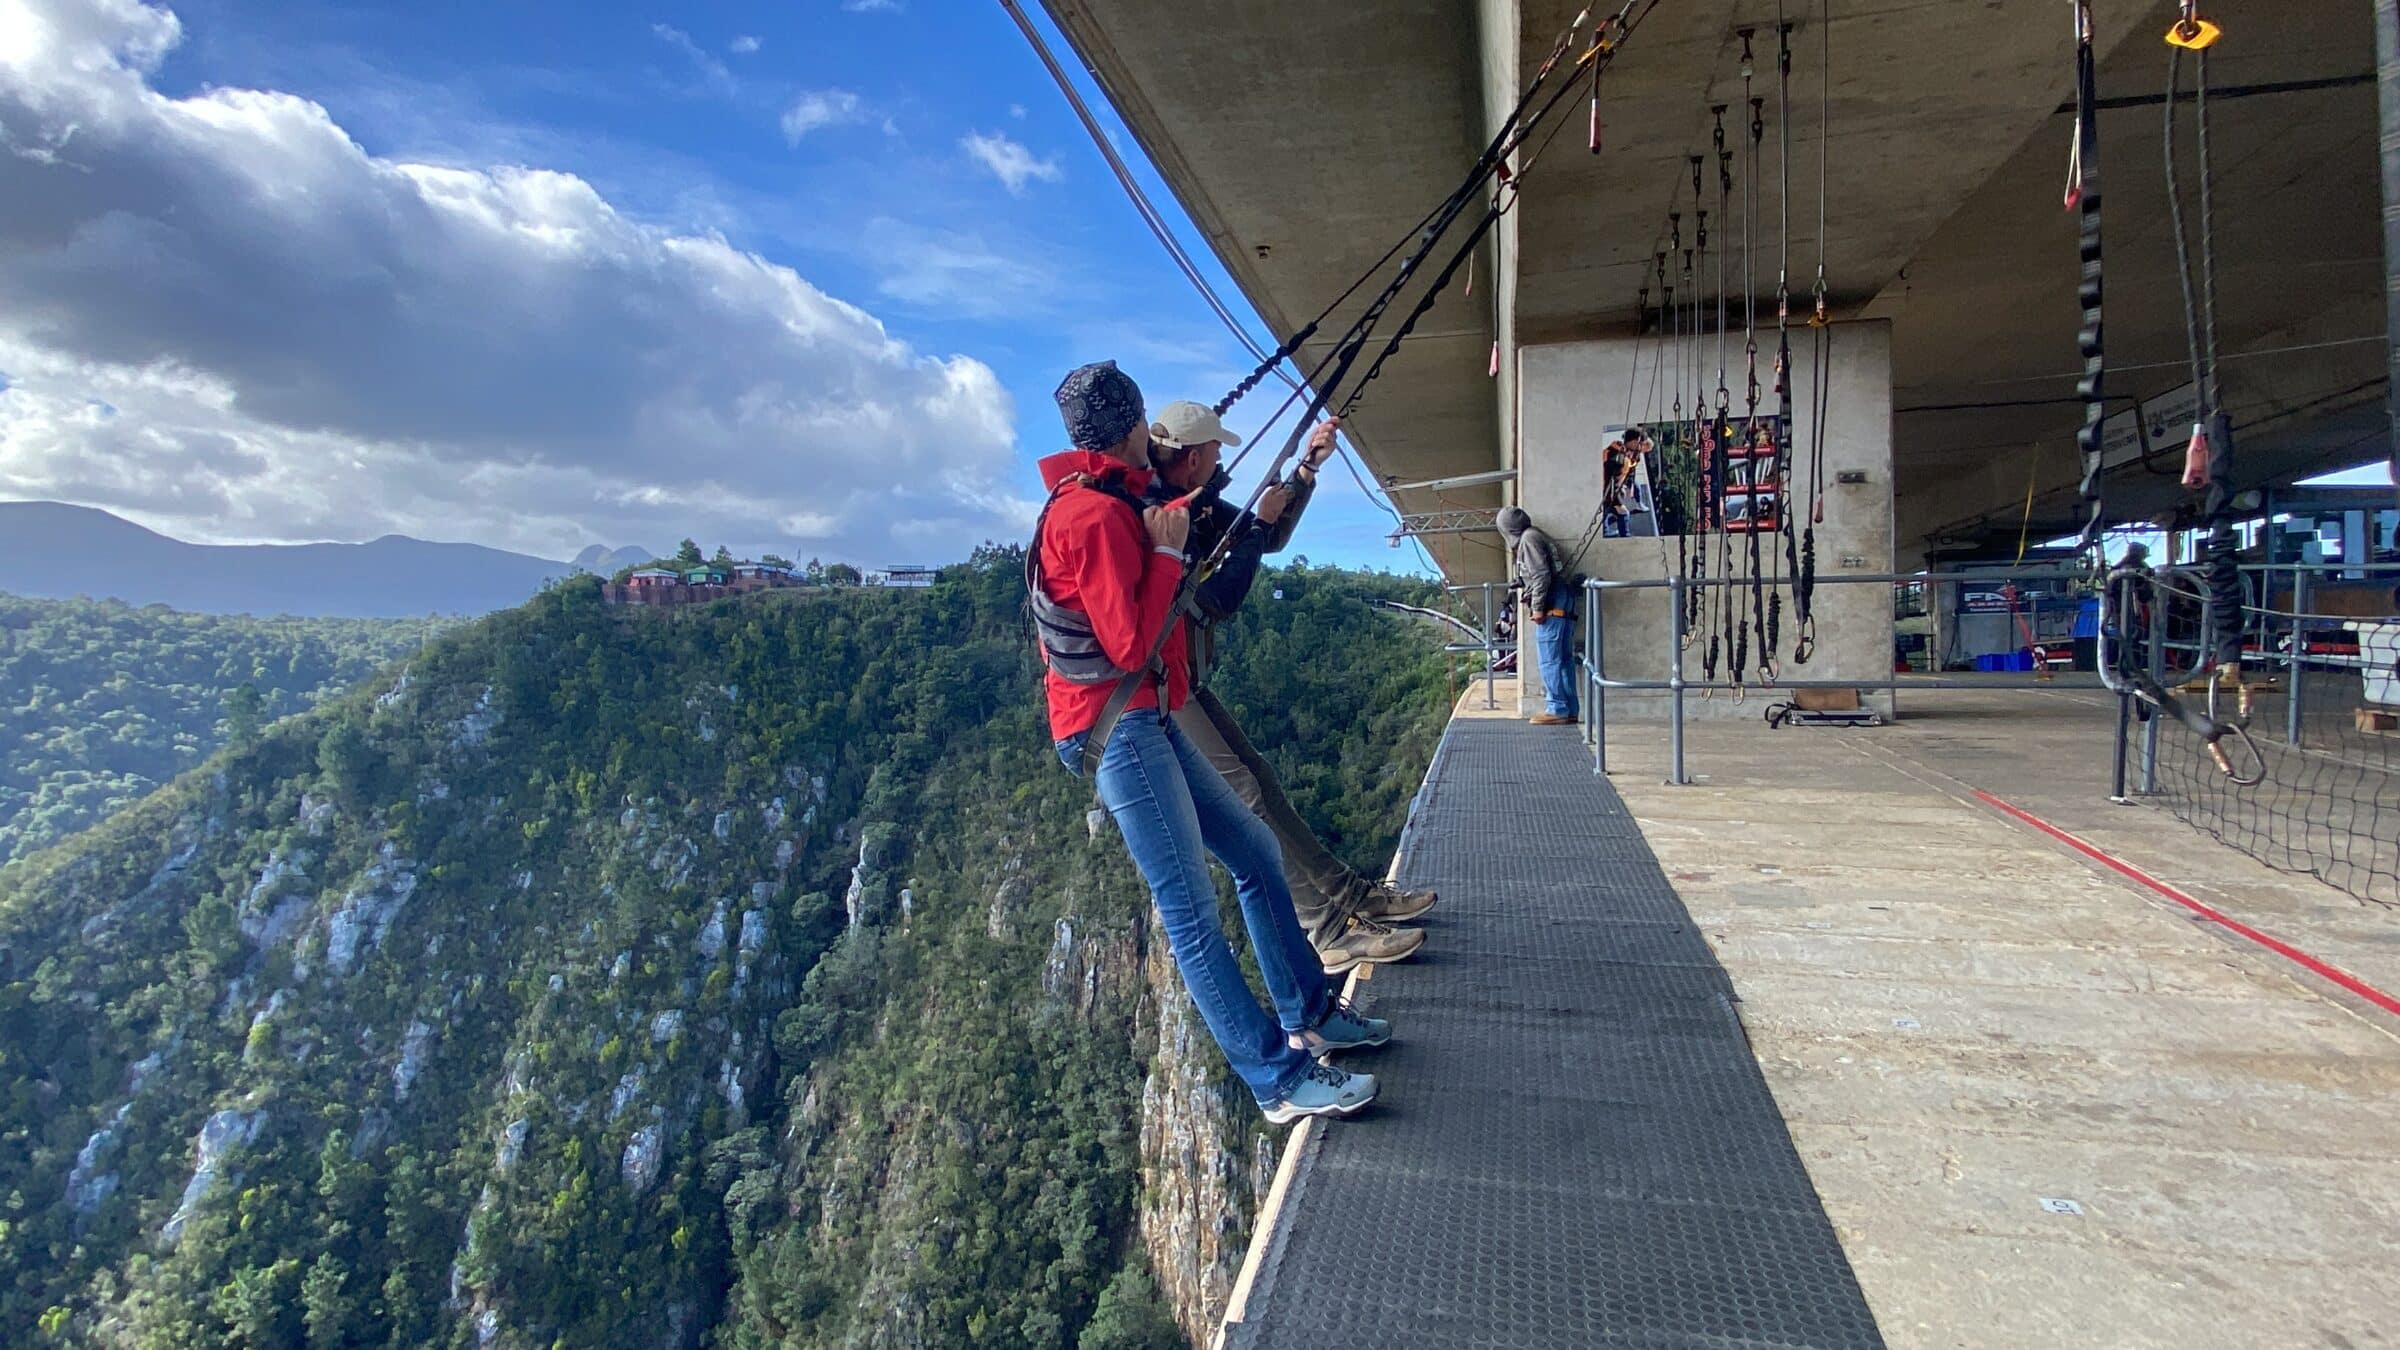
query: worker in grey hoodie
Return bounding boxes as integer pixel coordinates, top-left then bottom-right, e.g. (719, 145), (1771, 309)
(1497, 506), (1578, 725)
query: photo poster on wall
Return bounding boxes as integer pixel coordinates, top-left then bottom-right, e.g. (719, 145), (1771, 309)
(1605, 414), (1789, 538)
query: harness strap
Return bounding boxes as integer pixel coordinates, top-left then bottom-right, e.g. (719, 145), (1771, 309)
(1025, 470), (1170, 777)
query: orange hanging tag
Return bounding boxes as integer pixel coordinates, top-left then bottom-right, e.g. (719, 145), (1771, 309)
(2165, 16), (2221, 50)
(2180, 423), (2210, 489)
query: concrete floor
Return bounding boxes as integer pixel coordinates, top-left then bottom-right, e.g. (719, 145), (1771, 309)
(1482, 677), (2400, 1349)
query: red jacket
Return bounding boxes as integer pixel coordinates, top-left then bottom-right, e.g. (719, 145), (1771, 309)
(1035, 449), (1190, 739)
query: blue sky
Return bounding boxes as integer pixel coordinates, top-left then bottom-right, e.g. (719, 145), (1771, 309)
(0, 0), (1415, 570)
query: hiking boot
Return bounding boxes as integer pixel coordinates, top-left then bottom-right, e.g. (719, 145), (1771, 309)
(1290, 999), (1391, 1056)
(1530, 712), (1577, 726)
(1353, 883), (1437, 924)
(1262, 1061), (1378, 1124)
(1313, 912), (1425, 974)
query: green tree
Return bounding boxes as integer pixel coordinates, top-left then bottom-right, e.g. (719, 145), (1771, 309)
(1078, 1266), (1180, 1349)
(212, 1259), (302, 1349)
(674, 539), (705, 567)
(822, 562), (863, 586)
(300, 1253), (354, 1347)
(223, 683), (265, 746)
(711, 545), (737, 567)
(316, 721), (379, 807)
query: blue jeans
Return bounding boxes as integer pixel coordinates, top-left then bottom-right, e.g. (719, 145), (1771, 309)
(1058, 710), (1326, 1104)
(1535, 612), (1578, 718)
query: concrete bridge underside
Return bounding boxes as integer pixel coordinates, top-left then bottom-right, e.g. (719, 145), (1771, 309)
(1037, 0), (2383, 579)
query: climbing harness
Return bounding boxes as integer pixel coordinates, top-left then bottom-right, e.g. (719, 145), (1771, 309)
(2067, 0), (2262, 786)
(1025, 471), (1167, 715)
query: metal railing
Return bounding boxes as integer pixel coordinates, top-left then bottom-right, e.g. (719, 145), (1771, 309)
(1443, 583), (1510, 711)
(1546, 557), (2400, 906)
(1575, 568), (2088, 785)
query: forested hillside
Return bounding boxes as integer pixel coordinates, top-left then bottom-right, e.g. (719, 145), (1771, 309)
(0, 596), (451, 866)
(0, 553), (1448, 1349)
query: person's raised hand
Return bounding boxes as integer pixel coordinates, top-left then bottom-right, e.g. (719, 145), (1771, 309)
(1256, 484), (1294, 524)
(1144, 503), (1190, 554)
(1304, 417), (1340, 468)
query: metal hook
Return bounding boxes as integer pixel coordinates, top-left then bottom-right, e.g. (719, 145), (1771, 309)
(2205, 722), (2266, 786)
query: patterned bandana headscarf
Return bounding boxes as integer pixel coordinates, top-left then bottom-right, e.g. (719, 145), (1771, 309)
(1054, 361), (1145, 452)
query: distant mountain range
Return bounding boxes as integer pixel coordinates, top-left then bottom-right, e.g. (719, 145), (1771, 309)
(571, 543), (658, 576)
(0, 501), (652, 618)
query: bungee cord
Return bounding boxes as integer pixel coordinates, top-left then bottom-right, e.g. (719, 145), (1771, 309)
(1061, 0), (1675, 778)
(2071, 0), (2262, 786)
(1794, 0), (1833, 665)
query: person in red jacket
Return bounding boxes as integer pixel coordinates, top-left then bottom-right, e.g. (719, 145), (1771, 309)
(1035, 361), (1385, 1123)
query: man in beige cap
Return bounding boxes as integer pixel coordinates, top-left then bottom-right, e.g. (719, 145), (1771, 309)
(1146, 400), (1436, 974)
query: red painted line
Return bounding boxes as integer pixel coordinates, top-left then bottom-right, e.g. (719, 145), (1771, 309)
(1971, 789), (2400, 1020)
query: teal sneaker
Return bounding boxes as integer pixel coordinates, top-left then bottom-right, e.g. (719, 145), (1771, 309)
(1289, 999), (1391, 1057)
(1262, 1061), (1378, 1124)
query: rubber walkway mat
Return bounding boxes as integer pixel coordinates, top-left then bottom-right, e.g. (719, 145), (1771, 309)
(1223, 718), (1884, 1350)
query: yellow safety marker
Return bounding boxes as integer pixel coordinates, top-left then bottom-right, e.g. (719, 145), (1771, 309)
(2166, 16), (2221, 50)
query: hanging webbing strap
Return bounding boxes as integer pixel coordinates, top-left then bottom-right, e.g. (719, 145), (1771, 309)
(1765, 14), (1797, 684)
(1794, 0), (1832, 664)
(1086, 0), (1666, 773)
(2071, 0), (2261, 786)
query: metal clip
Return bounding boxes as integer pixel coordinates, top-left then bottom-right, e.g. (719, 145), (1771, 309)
(2205, 723), (2265, 786)
(2166, 8), (2222, 50)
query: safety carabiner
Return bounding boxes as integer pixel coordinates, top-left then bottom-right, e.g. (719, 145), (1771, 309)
(2205, 662), (2253, 726)
(2205, 722), (2266, 786)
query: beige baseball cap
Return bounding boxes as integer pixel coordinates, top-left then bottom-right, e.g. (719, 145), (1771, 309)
(1150, 400), (1244, 450)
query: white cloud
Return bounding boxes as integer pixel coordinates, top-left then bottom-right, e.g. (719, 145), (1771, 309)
(1008, 103), (1027, 120)
(0, 0), (1029, 562)
(650, 22), (734, 94)
(961, 131), (1060, 195)
(863, 219), (1063, 320)
(780, 89), (864, 143)
(843, 0), (901, 12)
(728, 34), (761, 55)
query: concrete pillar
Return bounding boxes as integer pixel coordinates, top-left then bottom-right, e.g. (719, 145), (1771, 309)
(1512, 319), (1896, 719)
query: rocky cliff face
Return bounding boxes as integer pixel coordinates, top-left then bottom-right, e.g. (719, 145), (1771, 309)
(0, 562), (1446, 1348)
(1137, 923), (1277, 1345)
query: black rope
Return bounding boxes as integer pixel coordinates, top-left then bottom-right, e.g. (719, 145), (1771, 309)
(1734, 41), (1767, 692)
(1333, 3), (1659, 429)
(1766, 14), (1796, 683)
(1794, 0), (1831, 664)
(2074, 0), (2261, 785)
(1211, 9), (1618, 417)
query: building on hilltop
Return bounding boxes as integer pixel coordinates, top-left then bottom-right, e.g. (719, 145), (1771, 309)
(606, 560), (806, 607)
